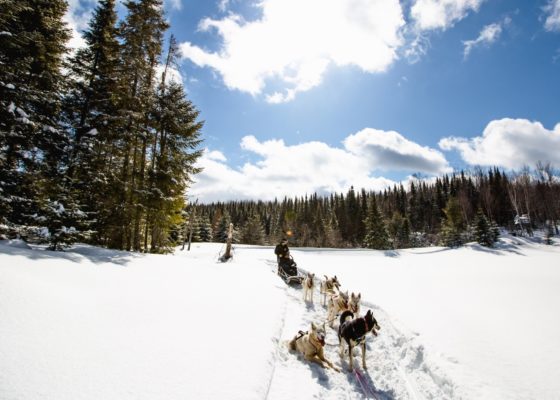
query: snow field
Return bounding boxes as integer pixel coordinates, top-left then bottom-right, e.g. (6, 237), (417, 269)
(1, 237), (560, 400)
(0, 243), (284, 400)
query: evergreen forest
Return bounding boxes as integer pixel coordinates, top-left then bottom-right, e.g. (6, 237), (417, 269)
(0, 0), (203, 251)
(192, 166), (560, 249)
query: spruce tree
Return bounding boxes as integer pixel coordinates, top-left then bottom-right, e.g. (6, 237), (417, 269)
(473, 208), (493, 247)
(63, 0), (122, 246)
(0, 0), (75, 246)
(198, 215), (213, 242)
(440, 196), (464, 247)
(363, 196), (390, 250)
(240, 214), (266, 245)
(145, 36), (202, 252)
(110, 0), (169, 250)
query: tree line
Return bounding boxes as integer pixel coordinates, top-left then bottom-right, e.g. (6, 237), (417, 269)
(190, 166), (559, 249)
(0, 0), (203, 251)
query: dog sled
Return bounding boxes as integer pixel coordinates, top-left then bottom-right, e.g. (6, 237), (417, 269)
(277, 256), (304, 285)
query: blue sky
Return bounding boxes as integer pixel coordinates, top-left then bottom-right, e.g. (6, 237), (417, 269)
(66, 0), (560, 202)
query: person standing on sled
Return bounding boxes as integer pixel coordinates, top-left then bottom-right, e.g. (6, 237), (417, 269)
(275, 238), (296, 276)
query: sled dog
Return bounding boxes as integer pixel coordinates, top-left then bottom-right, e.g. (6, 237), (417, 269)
(338, 310), (380, 371)
(327, 290), (349, 327)
(320, 275), (341, 305)
(302, 272), (315, 303)
(289, 322), (340, 371)
(349, 292), (361, 316)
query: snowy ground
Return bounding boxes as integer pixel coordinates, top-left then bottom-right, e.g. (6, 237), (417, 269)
(1, 237), (559, 400)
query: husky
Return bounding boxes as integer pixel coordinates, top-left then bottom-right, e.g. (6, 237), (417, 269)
(302, 272), (315, 303)
(349, 292), (361, 316)
(289, 322), (340, 372)
(338, 310), (381, 371)
(326, 290), (349, 327)
(320, 275), (341, 306)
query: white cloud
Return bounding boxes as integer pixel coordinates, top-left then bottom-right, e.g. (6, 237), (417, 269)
(190, 128), (450, 202)
(205, 149), (227, 162)
(218, 0), (232, 12)
(439, 118), (560, 169)
(402, 32), (431, 64)
(64, 0), (96, 50)
(180, 0), (405, 103)
(167, 0), (182, 11)
(463, 18), (509, 59)
(544, 0), (560, 32)
(344, 128), (452, 174)
(411, 0), (484, 31)
(156, 64), (184, 85)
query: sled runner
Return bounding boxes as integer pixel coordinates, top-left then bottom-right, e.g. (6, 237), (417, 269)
(277, 256), (304, 285)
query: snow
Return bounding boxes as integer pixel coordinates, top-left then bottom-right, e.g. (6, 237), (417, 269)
(2, 239), (32, 249)
(52, 201), (65, 215)
(1, 237), (559, 400)
(43, 125), (58, 134)
(15, 106), (29, 119)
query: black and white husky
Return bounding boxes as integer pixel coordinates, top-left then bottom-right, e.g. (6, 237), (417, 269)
(338, 309), (380, 371)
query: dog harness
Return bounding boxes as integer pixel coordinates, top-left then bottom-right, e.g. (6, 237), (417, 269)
(295, 330), (307, 341)
(341, 317), (368, 345)
(294, 330), (324, 350)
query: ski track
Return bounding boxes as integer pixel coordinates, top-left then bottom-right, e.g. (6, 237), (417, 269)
(262, 259), (459, 400)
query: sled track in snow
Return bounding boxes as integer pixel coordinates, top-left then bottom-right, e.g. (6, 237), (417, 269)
(262, 274), (290, 400)
(261, 259), (460, 399)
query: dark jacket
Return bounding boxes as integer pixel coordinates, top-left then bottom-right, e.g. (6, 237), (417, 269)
(274, 243), (290, 259)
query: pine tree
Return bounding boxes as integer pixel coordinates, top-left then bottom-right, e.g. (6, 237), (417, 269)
(473, 208), (494, 247)
(145, 36), (202, 252)
(363, 196), (390, 250)
(399, 217), (411, 248)
(240, 214), (266, 245)
(214, 211), (232, 242)
(109, 0), (169, 250)
(440, 196), (464, 247)
(197, 215), (213, 242)
(62, 0), (122, 247)
(388, 212), (410, 249)
(0, 0), (76, 247)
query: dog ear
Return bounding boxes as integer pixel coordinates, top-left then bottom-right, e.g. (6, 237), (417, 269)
(311, 322), (317, 331)
(358, 293), (361, 300)
(351, 292), (355, 298)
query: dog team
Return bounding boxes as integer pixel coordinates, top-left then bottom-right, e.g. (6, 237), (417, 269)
(289, 272), (381, 372)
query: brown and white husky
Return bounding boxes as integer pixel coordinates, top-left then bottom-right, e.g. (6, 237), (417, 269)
(302, 272), (315, 303)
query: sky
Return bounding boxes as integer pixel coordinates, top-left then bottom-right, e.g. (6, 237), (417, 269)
(64, 0), (560, 203)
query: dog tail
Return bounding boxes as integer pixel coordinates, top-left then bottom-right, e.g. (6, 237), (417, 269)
(339, 310), (354, 325)
(288, 337), (297, 351)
